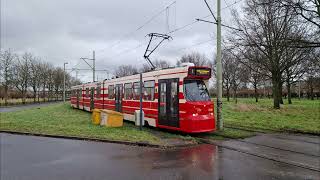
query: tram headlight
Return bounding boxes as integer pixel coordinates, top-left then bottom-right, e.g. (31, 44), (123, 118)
(192, 113), (198, 116)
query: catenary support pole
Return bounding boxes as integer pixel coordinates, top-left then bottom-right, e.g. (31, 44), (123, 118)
(63, 62), (68, 102)
(93, 50), (95, 82)
(76, 68), (78, 83)
(139, 73), (143, 130)
(216, 0), (223, 130)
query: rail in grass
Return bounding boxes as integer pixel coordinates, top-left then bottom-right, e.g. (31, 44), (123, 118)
(70, 65), (215, 133)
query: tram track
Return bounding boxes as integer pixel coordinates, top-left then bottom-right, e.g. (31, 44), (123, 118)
(196, 137), (320, 173)
(225, 125), (320, 144)
(194, 134), (320, 158)
(228, 138), (320, 158)
(191, 130), (320, 173)
(268, 134), (320, 145)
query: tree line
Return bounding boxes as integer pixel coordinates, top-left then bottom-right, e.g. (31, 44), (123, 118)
(0, 49), (80, 105)
(225, 0), (319, 108)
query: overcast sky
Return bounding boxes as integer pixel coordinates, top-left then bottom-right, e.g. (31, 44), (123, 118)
(1, 0), (243, 82)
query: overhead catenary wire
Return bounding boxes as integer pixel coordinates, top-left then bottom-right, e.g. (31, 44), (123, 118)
(177, 39), (214, 52)
(33, 0), (243, 68)
(196, 18), (243, 31)
(197, 0), (244, 31)
(95, 0), (244, 66)
(96, 1), (177, 53)
(105, 16), (210, 60)
(204, 0), (217, 22)
(168, 0), (243, 35)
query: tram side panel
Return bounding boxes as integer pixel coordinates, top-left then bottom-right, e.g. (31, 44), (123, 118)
(70, 66), (215, 133)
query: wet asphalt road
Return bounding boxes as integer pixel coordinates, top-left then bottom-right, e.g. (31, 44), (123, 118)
(1, 133), (319, 180)
(0, 102), (62, 112)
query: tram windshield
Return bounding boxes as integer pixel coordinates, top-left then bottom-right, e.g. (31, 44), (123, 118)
(184, 80), (210, 101)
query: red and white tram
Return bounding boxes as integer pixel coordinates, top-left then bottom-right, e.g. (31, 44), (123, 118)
(70, 65), (215, 133)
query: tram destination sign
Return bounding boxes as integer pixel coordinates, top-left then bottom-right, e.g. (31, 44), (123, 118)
(188, 67), (211, 79)
(196, 69), (210, 76)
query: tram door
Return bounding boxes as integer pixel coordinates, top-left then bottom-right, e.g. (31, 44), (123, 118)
(115, 84), (123, 112)
(76, 89), (80, 108)
(80, 88), (83, 109)
(90, 87), (95, 110)
(158, 78), (179, 127)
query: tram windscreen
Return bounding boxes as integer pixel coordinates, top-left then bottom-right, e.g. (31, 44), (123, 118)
(184, 80), (210, 101)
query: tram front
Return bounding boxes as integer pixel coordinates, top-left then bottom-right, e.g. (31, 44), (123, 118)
(180, 66), (215, 133)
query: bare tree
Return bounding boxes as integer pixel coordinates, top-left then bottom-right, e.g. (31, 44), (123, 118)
(241, 48), (267, 102)
(304, 49), (320, 100)
(249, 67), (264, 102)
(39, 62), (50, 102)
(140, 63), (152, 73)
(221, 50), (233, 101)
(53, 67), (64, 100)
(230, 0), (307, 108)
(283, 0), (320, 28)
(140, 59), (171, 72)
(69, 76), (81, 87)
(114, 65), (138, 77)
(276, 0), (320, 48)
(221, 49), (248, 103)
(1, 49), (76, 103)
(154, 59), (170, 68)
(47, 66), (55, 101)
(13, 53), (32, 104)
(29, 57), (42, 102)
(177, 52), (209, 66)
(0, 49), (16, 105)
(230, 55), (247, 104)
(282, 46), (312, 103)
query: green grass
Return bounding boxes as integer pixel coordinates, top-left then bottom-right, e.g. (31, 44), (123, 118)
(0, 103), (162, 145)
(220, 98), (320, 135)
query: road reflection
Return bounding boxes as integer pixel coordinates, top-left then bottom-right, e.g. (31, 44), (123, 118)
(137, 144), (219, 179)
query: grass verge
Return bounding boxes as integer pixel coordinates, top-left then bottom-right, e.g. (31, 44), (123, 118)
(0, 103), (162, 145)
(221, 98), (320, 135)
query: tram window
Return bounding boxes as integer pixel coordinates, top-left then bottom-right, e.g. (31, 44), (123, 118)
(108, 85), (114, 99)
(143, 80), (155, 101)
(96, 86), (101, 98)
(86, 88), (89, 97)
(124, 83), (133, 100)
(133, 82), (141, 100)
(159, 82), (166, 115)
(184, 80), (210, 101)
(170, 81), (179, 116)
